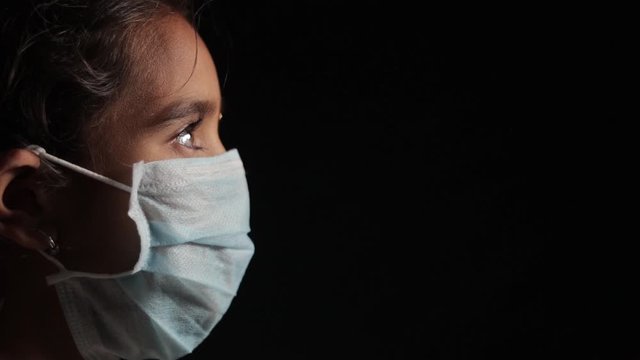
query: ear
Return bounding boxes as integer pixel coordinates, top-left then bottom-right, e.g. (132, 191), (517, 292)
(0, 148), (51, 251)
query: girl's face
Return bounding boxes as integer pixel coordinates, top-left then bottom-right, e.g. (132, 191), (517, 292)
(44, 14), (225, 274)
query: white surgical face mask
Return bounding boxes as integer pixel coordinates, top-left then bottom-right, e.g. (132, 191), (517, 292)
(28, 145), (255, 360)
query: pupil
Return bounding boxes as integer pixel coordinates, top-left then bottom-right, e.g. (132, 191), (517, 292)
(179, 132), (192, 146)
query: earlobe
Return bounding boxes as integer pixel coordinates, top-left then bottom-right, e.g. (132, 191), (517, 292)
(0, 148), (51, 251)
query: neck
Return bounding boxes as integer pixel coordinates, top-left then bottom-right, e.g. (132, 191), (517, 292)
(0, 251), (82, 360)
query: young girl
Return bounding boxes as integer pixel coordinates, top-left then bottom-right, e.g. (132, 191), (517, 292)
(0, 1), (254, 359)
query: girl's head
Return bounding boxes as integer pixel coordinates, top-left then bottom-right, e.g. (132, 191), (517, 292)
(1, 0), (226, 277)
(0, 2), (253, 358)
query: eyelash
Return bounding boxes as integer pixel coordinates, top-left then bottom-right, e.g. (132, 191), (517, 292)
(175, 119), (204, 150)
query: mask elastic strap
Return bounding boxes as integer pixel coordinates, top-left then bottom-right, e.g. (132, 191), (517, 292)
(27, 145), (132, 193)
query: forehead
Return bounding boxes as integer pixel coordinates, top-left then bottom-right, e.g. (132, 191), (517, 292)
(80, 14), (222, 171)
(152, 15), (217, 93)
(118, 14), (221, 125)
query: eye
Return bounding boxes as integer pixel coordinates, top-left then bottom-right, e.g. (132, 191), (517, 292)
(175, 119), (203, 150)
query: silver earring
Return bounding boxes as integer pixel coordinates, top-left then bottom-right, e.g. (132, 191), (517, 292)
(44, 234), (60, 256)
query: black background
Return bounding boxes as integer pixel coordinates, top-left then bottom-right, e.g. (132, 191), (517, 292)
(186, 1), (635, 359)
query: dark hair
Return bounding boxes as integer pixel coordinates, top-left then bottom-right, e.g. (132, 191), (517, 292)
(0, 0), (194, 163)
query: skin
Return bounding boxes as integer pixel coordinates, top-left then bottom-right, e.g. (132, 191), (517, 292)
(0, 13), (224, 359)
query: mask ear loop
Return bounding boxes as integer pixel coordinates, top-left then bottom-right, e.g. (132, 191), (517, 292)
(26, 145), (132, 193)
(24, 146), (144, 284)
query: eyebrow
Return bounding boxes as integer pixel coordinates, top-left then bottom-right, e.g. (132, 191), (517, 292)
(147, 99), (218, 129)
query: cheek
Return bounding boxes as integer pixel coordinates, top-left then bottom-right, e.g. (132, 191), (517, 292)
(52, 173), (140, 274)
